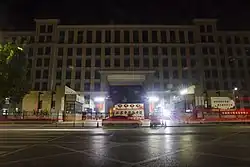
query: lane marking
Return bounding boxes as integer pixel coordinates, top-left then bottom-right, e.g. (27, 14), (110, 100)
(0, 145), (27, 149)
(0, 152), (75, 165)
(54, 144), (133, 166)
(0, 151), (6, 155)
(0, 132), (72, 158)
(196, 151), (250, 161)
(133, 131), (245, 165)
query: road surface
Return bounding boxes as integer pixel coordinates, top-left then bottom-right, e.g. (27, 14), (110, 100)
(0, 126), (250, 167)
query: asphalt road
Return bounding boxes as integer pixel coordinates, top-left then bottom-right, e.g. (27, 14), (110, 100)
(0, 126), (250, 167)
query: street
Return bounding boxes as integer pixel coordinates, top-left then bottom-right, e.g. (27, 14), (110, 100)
(0, 126), (250, 167)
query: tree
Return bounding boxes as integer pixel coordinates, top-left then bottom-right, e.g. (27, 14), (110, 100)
(0, 43), (31, 108)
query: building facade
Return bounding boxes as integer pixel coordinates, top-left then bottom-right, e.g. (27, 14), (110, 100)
(1, 18), (250, 103)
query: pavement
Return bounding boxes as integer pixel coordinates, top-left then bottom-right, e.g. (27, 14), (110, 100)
(0, 126), (250, 167)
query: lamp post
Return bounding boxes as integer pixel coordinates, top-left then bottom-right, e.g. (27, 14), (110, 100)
(233, 87), (238, 109)
(180, 89), (188, 112)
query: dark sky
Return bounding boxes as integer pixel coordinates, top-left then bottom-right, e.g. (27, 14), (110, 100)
(1, 0), (250, 30)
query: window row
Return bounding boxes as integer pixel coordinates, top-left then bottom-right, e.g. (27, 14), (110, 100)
(55, 47), (196, 57)
(58, 30), (194, 44)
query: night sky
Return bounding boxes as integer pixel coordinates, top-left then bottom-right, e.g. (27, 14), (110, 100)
(1, 0), (250, 30)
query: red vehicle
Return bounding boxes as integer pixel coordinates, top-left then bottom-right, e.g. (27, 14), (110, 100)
(102, 116), (142, 127)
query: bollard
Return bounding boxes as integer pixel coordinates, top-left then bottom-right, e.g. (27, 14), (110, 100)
(97, 121), (99, 128)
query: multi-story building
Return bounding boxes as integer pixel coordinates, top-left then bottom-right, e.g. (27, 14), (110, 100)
(1, 18), (250, 114)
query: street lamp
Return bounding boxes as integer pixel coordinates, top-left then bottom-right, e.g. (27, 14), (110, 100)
(148, 96), (159, 102)
(233, 87), (238, 109)
(179, 88), (188, 112)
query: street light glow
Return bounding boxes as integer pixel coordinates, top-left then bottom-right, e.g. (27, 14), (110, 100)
(234, 87), (238, 91)
(148, 96), (159, 102)
(94, 97), (105, 102)
(17, 47), (23, 51)
(180, 88), (188, 95)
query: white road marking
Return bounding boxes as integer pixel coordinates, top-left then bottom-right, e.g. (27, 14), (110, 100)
(0, 145), (27, 149)
(0, 151), (6, 155)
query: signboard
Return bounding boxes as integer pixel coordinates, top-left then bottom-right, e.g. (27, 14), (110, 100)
(211, 97), (235, 109)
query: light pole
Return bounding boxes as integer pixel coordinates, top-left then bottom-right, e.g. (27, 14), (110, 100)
(180, 89), (188, 112)
(233, 87), (238, 109)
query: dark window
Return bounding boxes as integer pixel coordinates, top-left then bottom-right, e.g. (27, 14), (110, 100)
(46, 36), (52, 42)
(226, 37), (231, 44)
(153, 58), (159, 67)
(66, 70), (71, 79)
(36, 70), (41, 79)
(151, 31), (158, 43)
(95, 48), (101, 56)
(217, 36), (223, 43)
(57, 59), (62, 68)
(76, 48), (82, 56)
(201, 36), (206, 42)
(244, 37), (249, 44)
(131, 31), (139, 43)
(160, 31), (167, 43)
(40, 25), (46, 33)
(115, 48), (120, 56)
(162, 47), (168, 55)
(68, 31), (74, 43)
(212, 70), (218, 78)
(235, 36), (241, 44)
(188, 31), (194, 43)
(85, 59), (91, 67)
(43, 70), (49, 79)
(28, 48), (33, 57)
(133, 47), (139, 55)
(162, 58), (168, 66)
(41, 82), (47, 91)
(200, 25), (205, 32)
(75, 71), (81, 80)
(94, 83), (100, 91)
(236, 48), (242, 56)
(58, 48), (63, 56)
(96, 31), (102, 43)
(114, 59), (120, 67)
(152, 47), (158, 55)
(105, 47), (111, 56)
(171, 48), (177, 55)
(170, 31), (176, 42)
(180, 47), (185, 56)
(179, 31), (185, 43)
(211, 58), (217, 66)
(204, 58), (209, 66)
(202, 47), (208, 54)
(37, 47), (43, 55)
(105, 30), (111, 43)
(191, 59), (196, 67)
(245, 48), (250, 56)
(95, 59), (100, 67)
(67, 59), (72, 67)
(172, 59), (177, 67)
(181, 58), (187, 68)
(173, 70), (178, 79)
(75, 83), (81, 91)
(44, 58), (50, 67)
(134, 59), (139, 67)
(47, 25), (53, 33)
(163, 71), (169, 78)
(95, 70), (100, 79)
(84, 83), (90, 91)
(143, 47), (149, 56)
(114, 31), (120, 43)
(207, 25), (213, 32)
(124, 47), (130, 55)
(142, 31), (148, 43)
(143, 58), (149, 67)
(124, 31), (129, 43)
(86, 31), (92, 43)
(36, 58), (42, 66)
(76, 59), (81, 67)
(105, 59), (110, 67)
(86, 48), (92, 56)
(77, 31), (84, 44)
(208, 36), (214, 42)
(56, 71), (61, 80)
(85, 71), (91, 79)
(45, 47), (51, 55)
(124, 59), (130, 67)
(59, 31), (65, 43)
(67, 48), (73, 56)
(190, 47), (195, 55)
